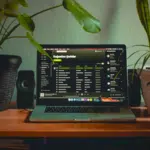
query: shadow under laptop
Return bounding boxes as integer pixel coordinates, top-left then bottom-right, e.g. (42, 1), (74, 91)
(25, 137), (150, 150)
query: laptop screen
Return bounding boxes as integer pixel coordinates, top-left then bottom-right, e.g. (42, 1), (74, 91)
(37, 45), (127, 106)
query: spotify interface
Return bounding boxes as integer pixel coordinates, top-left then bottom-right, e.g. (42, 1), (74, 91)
(37, 46), (127, 103)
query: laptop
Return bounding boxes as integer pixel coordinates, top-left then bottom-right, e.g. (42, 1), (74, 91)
(29, 44), (136, 123)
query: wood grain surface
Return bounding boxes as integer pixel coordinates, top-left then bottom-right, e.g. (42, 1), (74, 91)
(0, 109), (150, 138)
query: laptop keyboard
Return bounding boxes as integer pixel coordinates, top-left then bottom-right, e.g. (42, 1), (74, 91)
(45, 106), (120, 113)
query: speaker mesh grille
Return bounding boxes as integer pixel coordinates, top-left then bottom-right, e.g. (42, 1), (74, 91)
(0, 68), (17, 109)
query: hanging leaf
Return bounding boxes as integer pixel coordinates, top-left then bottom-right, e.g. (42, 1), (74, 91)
(4, 0), (19, 12)
(0, 9), (18, 17)
(26, 32), (53, 62)
(136, 0), (150, 45)
(4, 10), (18, 17)
(17, 14), (35, 32)
(17, 0), (28, 7)
(4, 0), (28, 11)
(62, 0), (101, 33)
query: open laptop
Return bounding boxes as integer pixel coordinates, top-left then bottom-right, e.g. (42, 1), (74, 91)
(29, 44), (136, 122)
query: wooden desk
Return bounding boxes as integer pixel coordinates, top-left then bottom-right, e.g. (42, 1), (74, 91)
(0, 109), (150, 138)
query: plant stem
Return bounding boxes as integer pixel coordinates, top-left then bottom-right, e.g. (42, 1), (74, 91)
(0, 24), (8, 34)
(0, 33), (5, 35)
(31, 4), (63, 18)
(0, 4), (63, 46)
(0, 17), (7, 36)
(2, 18), (17, 40)
(6, 36), (27, 39)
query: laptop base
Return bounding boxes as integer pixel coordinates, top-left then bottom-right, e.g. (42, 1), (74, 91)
(28, 106), (136, 123)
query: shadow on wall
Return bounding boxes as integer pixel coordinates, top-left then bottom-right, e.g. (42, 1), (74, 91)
(100, 0), (118, 43)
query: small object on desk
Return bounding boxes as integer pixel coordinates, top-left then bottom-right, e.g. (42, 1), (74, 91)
(128, 69), (141, 107)
(16, 70), (35, 109)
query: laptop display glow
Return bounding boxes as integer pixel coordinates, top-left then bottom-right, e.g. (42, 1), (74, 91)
(36, 45), (128, 106)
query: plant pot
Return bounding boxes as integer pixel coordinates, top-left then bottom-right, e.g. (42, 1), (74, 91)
(0, 55), (22, 111)
(138, 69), (150, 115)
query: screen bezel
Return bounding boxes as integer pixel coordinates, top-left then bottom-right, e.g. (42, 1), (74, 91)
(36, 44), (128, 107)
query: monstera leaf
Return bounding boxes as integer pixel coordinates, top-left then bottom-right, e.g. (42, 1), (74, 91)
(17, 14), (35, 32)
(0, 0), (101, 59)
(62, 0), (101, 33)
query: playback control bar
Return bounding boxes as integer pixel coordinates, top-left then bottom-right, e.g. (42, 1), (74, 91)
(68, 97), (120, 102)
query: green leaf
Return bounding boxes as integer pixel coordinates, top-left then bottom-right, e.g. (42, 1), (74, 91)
(62, 0), (101, 33)
(4, 0), (19, 12)
(132, 51), (149, 79)
(127, 50), (149, 59)
(1, 0), (19, 17)
(113, 64), (134, 81)
(127, 44), (150, 49)
(136, 0), (150, 45)
(4, 0), (28, 12)
(113, 68), (124, 81)
(17, 0), (28, 7)
(26, 32), (53, 62)
(139, 52), (150, 75)
(1, 9), (18, 17)
(17, 14), (35, 32)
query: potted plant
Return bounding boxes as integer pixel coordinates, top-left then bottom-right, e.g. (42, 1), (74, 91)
(0, 0), (101, 111)
(128, 0), (150, 113)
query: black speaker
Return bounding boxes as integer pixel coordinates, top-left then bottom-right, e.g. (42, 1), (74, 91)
(16, 70), (35, 109)
(128, 69), (141, 106)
